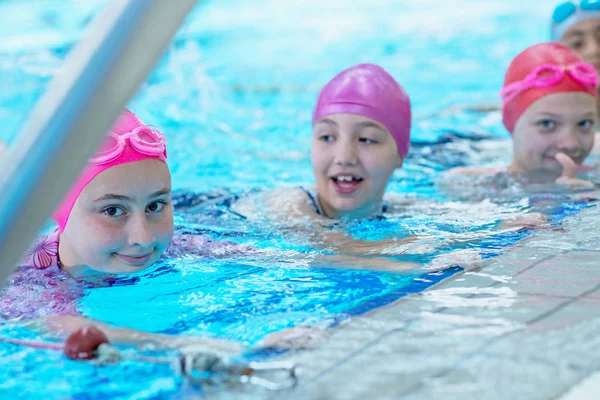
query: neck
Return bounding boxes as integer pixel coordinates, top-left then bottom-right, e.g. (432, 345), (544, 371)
(57, 236), (94, 278)
(317, 195), (382, 220)
(507, 160), (561, 183)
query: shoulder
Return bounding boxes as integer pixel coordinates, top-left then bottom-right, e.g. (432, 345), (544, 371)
(20, 229), (60, 270)
(230, 187), (314, 221)
(168, 233), (256, 258)
(444, 166), (505, 177)
(383, 193), (438, 213)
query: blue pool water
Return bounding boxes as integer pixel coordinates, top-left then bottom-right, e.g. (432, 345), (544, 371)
(0, 0), (591, 398)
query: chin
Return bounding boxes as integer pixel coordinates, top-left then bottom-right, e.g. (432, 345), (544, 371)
(111, 263), (151, 274)
(332, 198), (362, 212)
(110, 255), (158, 274)
(540, 162), (562, 174)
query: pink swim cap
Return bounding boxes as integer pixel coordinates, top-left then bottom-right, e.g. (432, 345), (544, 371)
(312, 63), (411, 159)
(53, 109), (168, 233)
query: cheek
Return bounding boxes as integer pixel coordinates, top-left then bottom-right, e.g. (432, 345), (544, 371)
(581, 133), (595, 151)
(362, 151), (398, 179)
(310, 150), (331, 183)
(310, 147), (328, 171)
(71, 226), (123, 264)
(82, 217), (125, 248)
(514, 130), (544, 157)
(154, 211), (174, 246)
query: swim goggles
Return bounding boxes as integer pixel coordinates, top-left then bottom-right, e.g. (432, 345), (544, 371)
(552, 0), (600, 25)
(499, 62), (598, 104)
(90, 125), (167, 165)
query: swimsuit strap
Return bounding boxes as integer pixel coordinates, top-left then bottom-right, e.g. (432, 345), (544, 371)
(300, 187), (388, 219)
(300, 187), (326, 216)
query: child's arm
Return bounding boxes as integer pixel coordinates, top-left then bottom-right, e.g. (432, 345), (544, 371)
(28, 315), (242, 354)
(230, 187), (328, 224)
(230, 188), (430, 255)
(229, 188), (549, 261)
(310, 247), (483, 273)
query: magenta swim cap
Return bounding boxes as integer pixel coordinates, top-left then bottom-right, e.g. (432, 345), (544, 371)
(312, 63), (411, 159)
(53, 109), (168, 233)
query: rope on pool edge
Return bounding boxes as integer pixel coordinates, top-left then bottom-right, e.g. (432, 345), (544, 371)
(0, 325), (298, 391)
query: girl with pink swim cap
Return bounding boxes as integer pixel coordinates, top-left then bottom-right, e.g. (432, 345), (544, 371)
(446, 42), (599, 188)
(229, 63), (494, 269)
(229, 64), (429, 257)
(2, 109), (244, 354)
(229, 63), (550, 264)
(51, 108), (173, 274)
(232, 64), (411, 222)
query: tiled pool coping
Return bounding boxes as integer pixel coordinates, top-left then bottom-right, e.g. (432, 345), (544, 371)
(258, 201), (600, 400)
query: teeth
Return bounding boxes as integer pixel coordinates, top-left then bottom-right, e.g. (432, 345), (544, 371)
(337, 175), (355, 182)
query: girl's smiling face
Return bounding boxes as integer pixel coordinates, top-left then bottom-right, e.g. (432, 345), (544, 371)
(311, 113), (403, 219)
(510, 92), (597, 176)
(59, 159), (174, 273)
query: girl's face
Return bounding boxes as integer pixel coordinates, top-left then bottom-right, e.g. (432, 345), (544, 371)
(59, 159), (174, 274)
(311, 113), (403, 219)
(510, 92), (597, 177)
(562, 18), (600, 73)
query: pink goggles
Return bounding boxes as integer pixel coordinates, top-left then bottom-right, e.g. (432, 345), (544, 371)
(90, 125), (167, 165)
(499, 62), (598, 105)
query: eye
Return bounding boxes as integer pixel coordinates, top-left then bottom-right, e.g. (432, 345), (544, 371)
(147, 200), (167, 213)
(565, 37), (584, 50)
(536, 119), (556, 130)
(578, 119), (595, 130)
(359, 137), (378, 144)
(318, 134), (335, 142)
(103, 206), (125, 217)
(568, 40), (583, 50)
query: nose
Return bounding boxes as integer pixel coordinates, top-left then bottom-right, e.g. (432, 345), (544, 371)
(334, 139), (359, 167)
(556, 128), (583, 157)
(127, 213), (156, 248)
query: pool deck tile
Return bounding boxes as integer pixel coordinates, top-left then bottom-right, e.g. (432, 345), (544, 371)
(237, 205), (600, 400)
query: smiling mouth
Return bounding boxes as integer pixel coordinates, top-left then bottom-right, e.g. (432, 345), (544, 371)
(114, 253), (153, 266)
(330, 174), (364, 194)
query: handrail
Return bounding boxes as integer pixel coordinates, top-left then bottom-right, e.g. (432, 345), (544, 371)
(0, 0), (198, 283)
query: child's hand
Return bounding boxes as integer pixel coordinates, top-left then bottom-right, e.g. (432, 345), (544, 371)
(426, 249), (483, 272)
(166, 335), (242, 355)
(499, 212), (548, 229)
(258, 325), (326, 350)
(555, 152), (594, 188)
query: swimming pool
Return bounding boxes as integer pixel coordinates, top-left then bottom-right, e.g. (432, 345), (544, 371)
(1, 0), (598, 398)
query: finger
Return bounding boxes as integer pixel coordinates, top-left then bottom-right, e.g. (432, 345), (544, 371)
(555, 152), (577, 178)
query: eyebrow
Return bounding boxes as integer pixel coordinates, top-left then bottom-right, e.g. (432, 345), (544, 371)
(534, 112), (562, 118)
(563, 27), (600, 38)
(316, 118), (339, 127)
(534, 112), (596, 119)
(354, 121), (387, 134)
(93, 188), (171, 203)
(563, 31), (584, 38)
